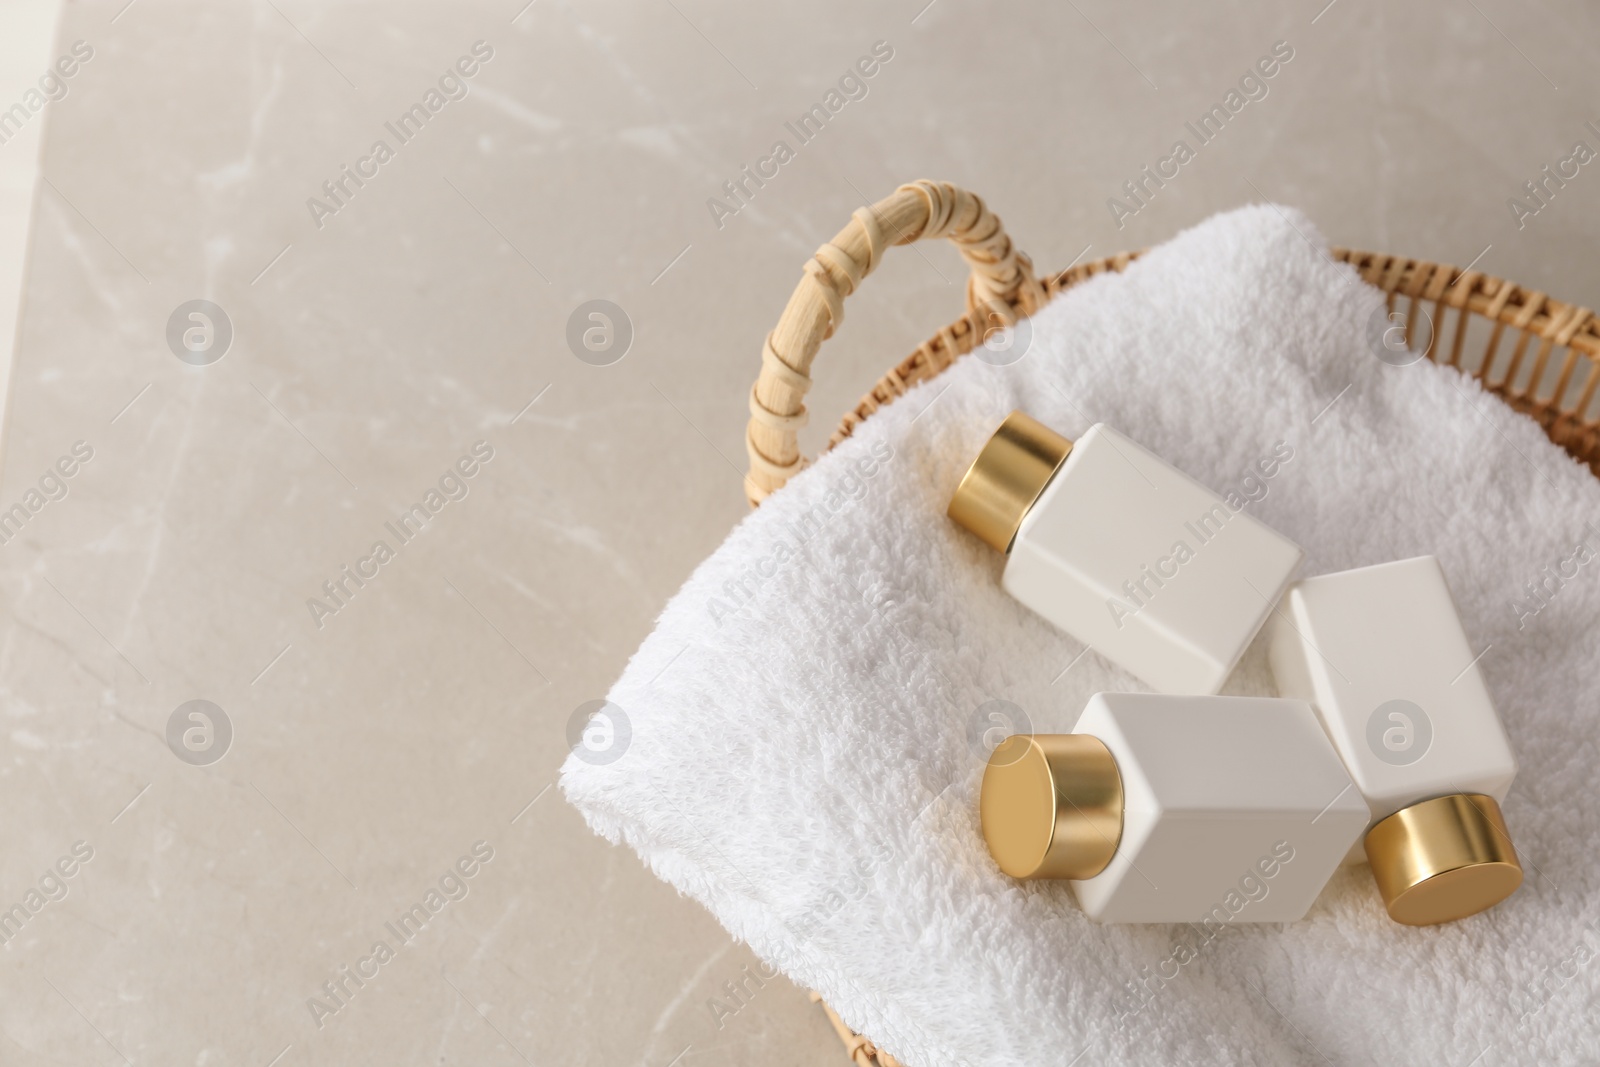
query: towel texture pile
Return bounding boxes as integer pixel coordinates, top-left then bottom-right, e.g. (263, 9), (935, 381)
(562, 205), (1600, 1066)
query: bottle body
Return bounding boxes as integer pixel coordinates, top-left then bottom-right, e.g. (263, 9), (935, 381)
(1069, 693), (1367, 923)
(1002, 424), (1302, 694)
(981, 693), (1367, 924)
(1267, 556), (1521, 924)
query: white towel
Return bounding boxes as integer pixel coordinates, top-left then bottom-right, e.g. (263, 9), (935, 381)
(561, 205), (1600, 1067)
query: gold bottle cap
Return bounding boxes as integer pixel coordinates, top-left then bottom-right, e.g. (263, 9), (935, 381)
(1363, 793), (1522, 926)
(980, 734), (1123, 880)
(948, 411), (1073, 554)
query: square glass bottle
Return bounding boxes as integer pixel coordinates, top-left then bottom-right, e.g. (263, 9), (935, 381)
(1268, 556), (1522, 925)
(949, 412), (1302, 694)
(981, 692), (1368, 923)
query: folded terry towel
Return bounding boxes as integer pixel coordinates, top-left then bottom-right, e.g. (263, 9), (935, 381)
(562, 205), (1600, 1066)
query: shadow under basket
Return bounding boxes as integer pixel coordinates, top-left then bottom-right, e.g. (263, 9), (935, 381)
(741, 181), (1600, 1066)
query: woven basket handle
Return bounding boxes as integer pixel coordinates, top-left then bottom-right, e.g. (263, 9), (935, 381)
(744, 180), (1046, 506)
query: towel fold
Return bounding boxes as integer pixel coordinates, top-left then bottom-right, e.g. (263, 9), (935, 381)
(562, 205), (1600, 1066)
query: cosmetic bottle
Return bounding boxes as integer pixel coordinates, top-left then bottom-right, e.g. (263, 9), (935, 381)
(1268, 556), (1521, 925)
(948, 412), (1302, 694)
(980, 692), (1367, 923)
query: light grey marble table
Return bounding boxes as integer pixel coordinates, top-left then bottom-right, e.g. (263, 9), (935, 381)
(1, 2), (1596, 1065)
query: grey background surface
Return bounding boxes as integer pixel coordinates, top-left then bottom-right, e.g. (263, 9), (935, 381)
(1, 1), (1596, 1064)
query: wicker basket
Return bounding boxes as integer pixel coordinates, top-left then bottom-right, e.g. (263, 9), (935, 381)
(742, 180), (1600, 1065)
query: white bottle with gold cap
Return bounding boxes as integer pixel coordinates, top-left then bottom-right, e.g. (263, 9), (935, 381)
(981, 692), (1368, 923)
(948, 412), (1302, 695)
(1267, 556), (1522, 926)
